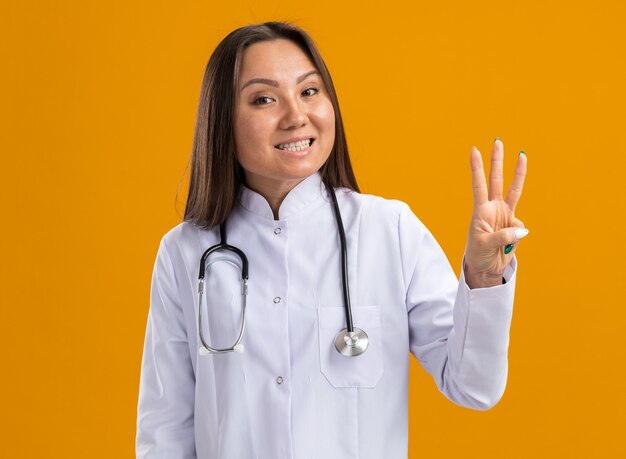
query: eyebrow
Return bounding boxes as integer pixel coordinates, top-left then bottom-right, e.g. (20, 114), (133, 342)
(240, 70), (320, 92)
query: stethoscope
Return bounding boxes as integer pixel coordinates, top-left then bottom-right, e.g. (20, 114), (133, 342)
(197, 181), (369, 357)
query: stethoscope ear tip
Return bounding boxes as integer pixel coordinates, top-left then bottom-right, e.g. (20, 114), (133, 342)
(198, 344), (244, 355)
(199, 347), (212, 356)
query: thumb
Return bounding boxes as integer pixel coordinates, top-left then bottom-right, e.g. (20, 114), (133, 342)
(490, 226), (530, 247)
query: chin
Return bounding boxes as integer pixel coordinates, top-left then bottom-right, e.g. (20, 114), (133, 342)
(281, 163), (324, 180)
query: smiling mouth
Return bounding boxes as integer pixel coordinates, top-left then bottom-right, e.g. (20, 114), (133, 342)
(274, 138), (314, 152)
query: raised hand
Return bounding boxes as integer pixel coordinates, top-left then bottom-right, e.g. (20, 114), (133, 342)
(463, 139), (528, 289)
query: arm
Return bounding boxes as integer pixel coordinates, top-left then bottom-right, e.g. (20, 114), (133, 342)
(405, 139), (527, 409)
(136, 238), (196, 458)
(400, 205), (516, 410)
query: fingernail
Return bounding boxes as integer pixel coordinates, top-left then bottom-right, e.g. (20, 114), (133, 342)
(515, 228), (529, 239)
(519, 150), (525, 155)
(495, 137), (500, 142)
(504, 244), (514, 254)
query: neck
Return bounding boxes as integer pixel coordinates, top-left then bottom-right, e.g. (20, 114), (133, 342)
(244, 175), (306, 220)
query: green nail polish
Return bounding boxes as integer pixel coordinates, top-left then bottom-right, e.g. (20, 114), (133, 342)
(495, 137), (500, 142)
(504, 243), (514, 254)
(519, 150), (525, 155)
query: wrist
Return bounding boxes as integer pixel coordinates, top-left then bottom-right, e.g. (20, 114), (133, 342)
(464, 266), (503, 289)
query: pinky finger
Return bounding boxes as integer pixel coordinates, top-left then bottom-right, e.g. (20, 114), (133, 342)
(512, 218), (525, 229)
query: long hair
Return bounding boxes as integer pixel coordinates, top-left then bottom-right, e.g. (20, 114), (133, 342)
(183, 22), (359, 229)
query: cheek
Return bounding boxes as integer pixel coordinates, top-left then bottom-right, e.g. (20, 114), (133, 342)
(235, 113), (269, 151)
(317, 101), (336, 142)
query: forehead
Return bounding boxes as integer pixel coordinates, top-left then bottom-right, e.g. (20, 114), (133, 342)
(239, 39), (317, 80)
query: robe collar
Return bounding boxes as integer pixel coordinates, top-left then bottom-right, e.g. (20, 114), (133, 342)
(237, 171), (327, 220)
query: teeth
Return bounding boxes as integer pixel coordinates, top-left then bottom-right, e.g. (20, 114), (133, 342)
(276, 139), (312, 152)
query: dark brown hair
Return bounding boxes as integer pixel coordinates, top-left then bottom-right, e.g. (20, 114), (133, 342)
(183, 21), (359, 229)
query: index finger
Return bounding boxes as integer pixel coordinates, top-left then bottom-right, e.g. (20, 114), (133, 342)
(470, 146), (488, 206)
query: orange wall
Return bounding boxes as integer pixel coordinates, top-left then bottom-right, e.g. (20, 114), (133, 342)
(2, 1), (625, 457)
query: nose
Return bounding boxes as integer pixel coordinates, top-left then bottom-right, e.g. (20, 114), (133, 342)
(279, 97), (308, 130)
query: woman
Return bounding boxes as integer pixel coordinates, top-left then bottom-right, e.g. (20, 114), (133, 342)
(136, 21), (528, 458)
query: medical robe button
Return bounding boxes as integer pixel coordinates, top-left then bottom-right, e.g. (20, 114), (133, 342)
(274, 227), (282, 235)
(273, 297), (281, 304)
(276, 376), (283, 384)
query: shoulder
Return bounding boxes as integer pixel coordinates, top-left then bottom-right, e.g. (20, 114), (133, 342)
(336, 188), (426, 230)
(158, 220), (208, 258)
(161, 220), (197, 244)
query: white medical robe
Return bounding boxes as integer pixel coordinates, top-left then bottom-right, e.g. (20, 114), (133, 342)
(136, 171), (517, 458)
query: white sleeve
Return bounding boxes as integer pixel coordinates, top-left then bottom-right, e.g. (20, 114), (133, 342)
(399, 204), (516, 411)
(136, 238), (197, 458)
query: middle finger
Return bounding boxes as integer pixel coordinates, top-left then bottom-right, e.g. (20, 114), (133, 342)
(489, 139), (504, 200)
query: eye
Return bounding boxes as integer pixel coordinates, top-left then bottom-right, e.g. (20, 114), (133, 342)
(302, 87), (319, 97)
(253, 96), (273, 105)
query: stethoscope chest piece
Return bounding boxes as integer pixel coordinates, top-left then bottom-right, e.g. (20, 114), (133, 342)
(334, 327), (369, 356)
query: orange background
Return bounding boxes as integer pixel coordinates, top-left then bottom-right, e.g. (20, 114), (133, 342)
(2, 1), (625, 457)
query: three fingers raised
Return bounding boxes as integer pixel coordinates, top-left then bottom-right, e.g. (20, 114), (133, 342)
(470, 140), (527, 212)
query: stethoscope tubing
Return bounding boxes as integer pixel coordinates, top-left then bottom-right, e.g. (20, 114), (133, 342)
(197, 221), (249, 354)
(324, 181), (354, 334)
(196, 181), (366, 356)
